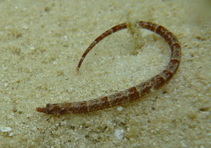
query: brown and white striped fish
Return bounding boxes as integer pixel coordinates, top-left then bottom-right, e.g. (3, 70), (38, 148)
(36, 21), (181, 115)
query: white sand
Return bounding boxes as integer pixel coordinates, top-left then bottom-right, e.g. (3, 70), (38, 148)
(0, 0), (210, 147)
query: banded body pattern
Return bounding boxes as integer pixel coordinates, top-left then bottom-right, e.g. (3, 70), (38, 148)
(36, 21), (181, 115)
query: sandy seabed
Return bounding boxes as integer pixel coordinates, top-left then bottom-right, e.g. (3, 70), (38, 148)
(0, 0), (210, 147)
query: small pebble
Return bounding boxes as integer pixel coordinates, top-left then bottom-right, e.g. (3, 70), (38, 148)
(1, 126), (12, 132)
(117, 106), (123, 111)
(115, 129), (124, 139)
(30, 47), (35, 50)
(4, 83), (8, 87)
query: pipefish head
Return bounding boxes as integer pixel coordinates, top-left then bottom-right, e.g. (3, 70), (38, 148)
(36, 103), (67, 115)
